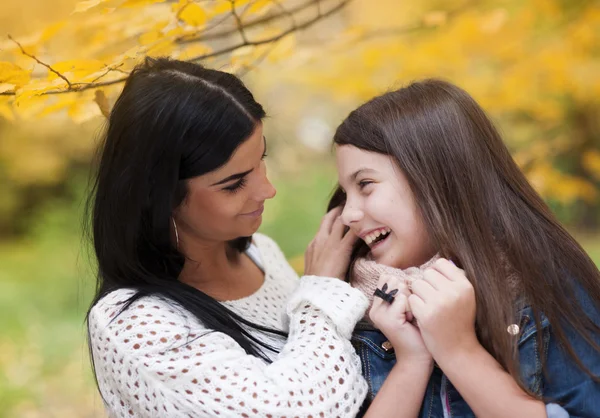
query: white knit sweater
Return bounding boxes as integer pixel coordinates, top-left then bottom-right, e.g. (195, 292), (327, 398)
(89, 233), (369, 417)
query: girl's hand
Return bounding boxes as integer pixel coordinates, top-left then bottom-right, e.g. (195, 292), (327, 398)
(304, 207), (358, 279)
(408, 258), (478, 360)
(370, 274), (432, 365)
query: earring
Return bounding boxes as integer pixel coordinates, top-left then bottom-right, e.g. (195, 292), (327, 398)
(172, 218), (179, 249)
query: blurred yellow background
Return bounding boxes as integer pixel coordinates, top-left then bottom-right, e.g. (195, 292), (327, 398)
(1, 0), (599, 416)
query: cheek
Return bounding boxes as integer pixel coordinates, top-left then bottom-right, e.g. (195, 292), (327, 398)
(363, 187), (398, 224)
(183, 191), (243, 228)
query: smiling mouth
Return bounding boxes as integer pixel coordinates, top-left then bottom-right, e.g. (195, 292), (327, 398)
(242, 205), (264, 217)
(363, 227), (391, 247)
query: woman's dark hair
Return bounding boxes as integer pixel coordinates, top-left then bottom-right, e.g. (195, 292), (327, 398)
(85, 57), (286, 372)
(329, 79), (600, 396)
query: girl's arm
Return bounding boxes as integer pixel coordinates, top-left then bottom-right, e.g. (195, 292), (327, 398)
(434, 342), (546, 418)
(364, 358), (432, 418)
(410, 259), (547, 418)
(365, 275), (433, 418)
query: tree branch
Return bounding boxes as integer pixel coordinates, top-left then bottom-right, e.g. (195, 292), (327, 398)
(1, 0), (352, 97)
(176, 0), (324, 45)
(187, 0), (350, 63)
(8, 35), (75, 90)
(230, 0), (249, 43)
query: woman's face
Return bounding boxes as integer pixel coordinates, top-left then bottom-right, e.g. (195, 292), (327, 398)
(336, 144), (436, 269)
(175, 123), (276, 243)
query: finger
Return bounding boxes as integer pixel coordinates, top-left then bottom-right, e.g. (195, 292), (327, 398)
(395, 282), (412, 314)
(408, 293), (426, 319)
(340, 227), (359, 249)
(377, 272), (391, 287)
(330, 215), (347, 240)
(389, 293), (409, 323)
(318, 207), (342, 237)
(423, 268), (451, 291)
(411, 279), (437, 302)
(431, 258), (466, 282)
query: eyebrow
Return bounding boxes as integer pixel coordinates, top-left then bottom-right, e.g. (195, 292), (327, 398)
(210, 136), (267, 186)
(349, 168), (376, 181)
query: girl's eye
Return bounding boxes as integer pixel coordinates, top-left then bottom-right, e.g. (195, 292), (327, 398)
(261, 151), (268, 160)
(223, 178), (247, 193)
(358, 180), (373, 190)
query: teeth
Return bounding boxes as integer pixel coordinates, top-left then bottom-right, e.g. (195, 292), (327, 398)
(364, 227), (391, 245)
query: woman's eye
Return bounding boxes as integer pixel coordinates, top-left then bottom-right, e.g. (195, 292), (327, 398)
(261, 151), (268, 160)
(358, 180), (373, 190)
(223, 178), (247, 193)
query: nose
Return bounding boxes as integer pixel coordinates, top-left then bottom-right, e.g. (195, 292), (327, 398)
(256, 171), (276, 201)
(341, 202), (363, 226)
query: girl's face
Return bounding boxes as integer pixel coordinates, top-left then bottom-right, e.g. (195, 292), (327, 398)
(175, 123), (276, 243)
(336, 144), (436, 269)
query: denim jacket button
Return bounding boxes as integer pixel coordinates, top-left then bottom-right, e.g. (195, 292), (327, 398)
(507, 324), (520, 335)
(382, 341), (394, 352)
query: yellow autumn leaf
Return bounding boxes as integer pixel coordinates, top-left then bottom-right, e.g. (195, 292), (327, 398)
(48, 60), (106, 81)
(0, 83), (15, 93)
(139, 30), (162, 45)
(72, 0), (106, 14)
(146, 40), (176, 57)
(210, 0), (252, 15)
(39, 21), (67, 42)
(94, 90), (111, 118)
(179, 3), (207, 27)
(14, 78), (69, 109)
(177, 43), (213, 60)
(121, 0), (166, 8)
(68, 98), (102, 124)
(38, 95), (78, 117)
(0, 62), (31, 88)
(246, 0), (274, 15)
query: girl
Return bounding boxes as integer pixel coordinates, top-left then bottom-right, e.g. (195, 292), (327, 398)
(85, 57), (369, 417)
(331, 79), (600, 417)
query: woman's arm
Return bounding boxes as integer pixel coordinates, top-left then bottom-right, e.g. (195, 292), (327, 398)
(90, 277), (369, 418)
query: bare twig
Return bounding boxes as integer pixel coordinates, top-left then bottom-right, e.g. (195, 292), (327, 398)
(8, 35), (75, 90)
(176, 0), (324, 45)
(229, 0), (249, 43)
(271, 0), (299, 31)
(90, 63), (125, 84)
(237, 39), (281, 77)
(187, 0), (351, 62)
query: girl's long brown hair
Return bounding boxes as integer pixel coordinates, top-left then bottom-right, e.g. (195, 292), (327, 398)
(330, 79), (600, 394)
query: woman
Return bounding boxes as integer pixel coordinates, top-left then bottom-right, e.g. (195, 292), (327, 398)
(86, 57), (369, 417)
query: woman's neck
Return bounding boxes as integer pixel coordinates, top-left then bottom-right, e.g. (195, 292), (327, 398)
(178, 237), (263, 301)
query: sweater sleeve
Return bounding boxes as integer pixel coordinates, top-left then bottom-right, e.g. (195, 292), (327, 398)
(89, 278), (369, 418)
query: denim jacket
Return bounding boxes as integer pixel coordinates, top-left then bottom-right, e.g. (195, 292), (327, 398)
(351, 287), (600, 417)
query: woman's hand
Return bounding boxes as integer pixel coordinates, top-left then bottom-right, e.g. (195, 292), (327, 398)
(304, 207), (358, 279)
(409, 258), (478, 361)
(370, 274), (432, 365)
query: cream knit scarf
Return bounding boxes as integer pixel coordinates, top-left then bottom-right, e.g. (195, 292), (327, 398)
(351, 254), (440, 315)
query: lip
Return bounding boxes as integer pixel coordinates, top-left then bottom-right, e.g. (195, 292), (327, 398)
(358, 226), (390, 239)
(241, 204), (264, 217)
